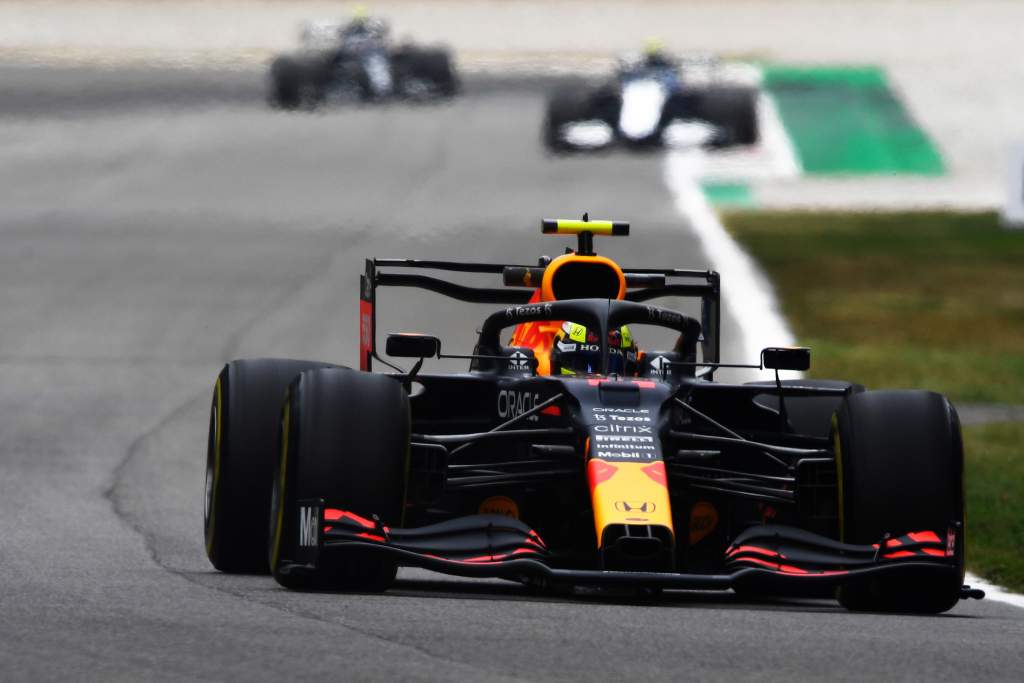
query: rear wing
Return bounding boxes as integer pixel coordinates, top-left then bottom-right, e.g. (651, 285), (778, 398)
(359, 258), (721, 372)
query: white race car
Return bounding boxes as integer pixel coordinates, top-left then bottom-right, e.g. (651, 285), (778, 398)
(545, 51), (759, 151)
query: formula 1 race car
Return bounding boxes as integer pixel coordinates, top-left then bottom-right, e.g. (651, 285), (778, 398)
(268, 14), (458, 109)
(545, 49), (759, 151)
(203, 218), (982, 613)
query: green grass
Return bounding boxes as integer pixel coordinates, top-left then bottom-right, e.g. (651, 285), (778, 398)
(724, 209), (1024, 591)
(724, 210), (1024, 404)
(963, 422), (1024, 592)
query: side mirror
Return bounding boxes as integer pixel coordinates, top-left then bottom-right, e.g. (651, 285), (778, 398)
(761, 346), (810, 372)
(386, 333), (441, 359)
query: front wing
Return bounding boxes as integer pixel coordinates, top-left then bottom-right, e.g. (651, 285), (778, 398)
(279, 503), (977, 597)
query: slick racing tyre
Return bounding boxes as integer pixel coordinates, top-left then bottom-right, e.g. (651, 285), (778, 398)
(205, 358), (337, 573)
(543, 84), (594, 151)
(747, 379), (865, 438)
(544, 82), (620, 151)
(268, 56), (307, 109)
(269, 54), (333, 109)
(689, 87), (759, 146)
(834, 390), (965, 613)
(391, 47), (458, 98)
(270, 368), (410, 591)
(415, 48), (459, 96)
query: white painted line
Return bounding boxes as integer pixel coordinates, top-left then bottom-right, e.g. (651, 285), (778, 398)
(664, 149), (1024, 610)
(965, 572), (1024, 610)
(664, 148), (799, 381)
(758, 91), (802, 179)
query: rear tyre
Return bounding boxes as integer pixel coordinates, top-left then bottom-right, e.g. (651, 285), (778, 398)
(204, 358), (337, 573)
(270, 368), (410, 591)
(834, 390), (965, 613)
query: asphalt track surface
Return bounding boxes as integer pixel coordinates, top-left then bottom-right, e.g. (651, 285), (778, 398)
(1, 64), (1021, 681)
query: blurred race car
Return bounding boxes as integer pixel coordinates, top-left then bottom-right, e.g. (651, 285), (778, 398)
(545, 45), (759, 151)
(268, 13), (458, 109)
(203, 218), (983, 613)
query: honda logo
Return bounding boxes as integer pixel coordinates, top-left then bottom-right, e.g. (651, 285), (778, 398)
(614, 500), (656, 513)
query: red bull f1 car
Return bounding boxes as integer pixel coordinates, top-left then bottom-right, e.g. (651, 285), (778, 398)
(204, 219), (982, 613)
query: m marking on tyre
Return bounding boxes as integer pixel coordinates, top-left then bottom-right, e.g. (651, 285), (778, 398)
(299, 506), (318, 547)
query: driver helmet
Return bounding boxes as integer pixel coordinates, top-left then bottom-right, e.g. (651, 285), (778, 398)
(641, 37), (672, 67)
(345, 7), (388, 39)
(550, 322), (639, 376)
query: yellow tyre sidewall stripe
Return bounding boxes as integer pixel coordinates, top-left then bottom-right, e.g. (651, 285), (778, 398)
(270, 394), (291, 571)
(205, 377), (223, 555)
(832, 413), (845, 542)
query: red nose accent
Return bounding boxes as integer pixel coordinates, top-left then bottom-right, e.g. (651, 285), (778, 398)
(588, 459), (619, 491)
(641, 461), (667, 485)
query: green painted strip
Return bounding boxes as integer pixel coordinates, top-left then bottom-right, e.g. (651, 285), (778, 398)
(763, 65), (889, 90)
(763, 65), (945, 176)
(702, 182), (754, 208)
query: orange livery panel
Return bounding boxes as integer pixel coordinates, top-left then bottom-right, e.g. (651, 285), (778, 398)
(587, 459), (674, 545)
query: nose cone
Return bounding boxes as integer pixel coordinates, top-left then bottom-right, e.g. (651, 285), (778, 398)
(619, 79), (668, 141)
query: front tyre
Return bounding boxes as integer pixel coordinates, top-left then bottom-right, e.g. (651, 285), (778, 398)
(204, 358), (337, 573)
(269, 56), (307, 109)
(834, 390), (965, 613)
(686, 87), (759, 147)
(543, 85), (595, 151)
(270, 368), (410, 591)
(413, 47), (459, 97)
